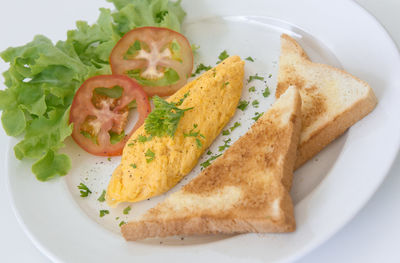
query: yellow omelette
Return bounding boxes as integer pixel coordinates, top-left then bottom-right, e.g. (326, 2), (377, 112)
(106, 56), (245, 206)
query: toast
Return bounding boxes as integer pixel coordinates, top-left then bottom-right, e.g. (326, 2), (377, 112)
(121, 86), (302, 240)
(277, 34), (377, 169)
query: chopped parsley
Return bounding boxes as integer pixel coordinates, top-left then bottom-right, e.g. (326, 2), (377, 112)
(183, 124), (205, 149)
(145, 149), (155, 163)
(115, 217), (120, 220)
(217, 50), (229, 64)
(245, 56), (254, 62)
(200, 154), (222, 169)
(99, 210), (109, 217)
(252, 100), (260, 108)
(123, 206), (131, 215)
(221, 82), (229, 88)
(107, 157), (112, 161)
(119, 221), (126, 227)
(252, 112), (264, 122)
(248, 74), (264, 83)
(155, 10), (169, 23)
(175, 92), (190, 106)
(130, 163), (137, 169)
(230, 122), (241, 132)
(218, 138), (231, 151)
(263, 86), (271, 97)
(248, 86), (256, 92)
(137, 135), (152, 143)
(127, 142), (135, 146)
(207, 150), (212, 155)
(222, 129), (230, 136)
(192, 64), (212, 77)
(145, 96), (192, 138)
(97, 190), (106, 202)
(222, 122), (241, 136)
(268, 74), (272, 78)
(77, 183), (92, 197)
(237, 100), (249, 111)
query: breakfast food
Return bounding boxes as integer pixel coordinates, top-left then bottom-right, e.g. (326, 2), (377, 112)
(106, 56), (245, 205)
(121, 86), (302, 240)
(277, 34), (377, 168)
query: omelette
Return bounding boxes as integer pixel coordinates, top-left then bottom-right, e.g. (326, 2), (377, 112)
(106, 56), (245, 205)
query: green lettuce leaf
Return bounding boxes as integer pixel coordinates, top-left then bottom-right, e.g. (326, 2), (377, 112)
(32, 150), (71, 181)
(0, 0), (186, 181)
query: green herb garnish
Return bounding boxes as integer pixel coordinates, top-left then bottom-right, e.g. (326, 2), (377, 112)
(252, 112), (264, 122)
(248, 86), (256, 92)
(137, 135), (152, 143)
(245, 56), (254, 62)
(237, 100), (249, 111)
(230, 122), (241, 132)
(263, 86), (271, 97)
(221, 82), (229, 88)
(248, 74), (264, 83)
(252, 100), (260, 108)
(78, 183), (92, 197)
(123, 206), (131, 215)
(99, 210), (109, 218)
(218, 138), (231, 152)
(145, 96), (192, 138)
(207, 150), (212, 155)
(107, 157), (112, 161)
(97, 190), (106, 202)
(222, 130), (230, 136)
(268, 74), (272, 78)
(175, 92), (190, 106)
(192, 64), (212, 77)
(200, 154), (222, 169)
(145, 149), (155, 163)
(217, 50), (229, 63)
(119, 221), (126, 227)
(183, 124), (205, 149)
(130, 163), (137, 169)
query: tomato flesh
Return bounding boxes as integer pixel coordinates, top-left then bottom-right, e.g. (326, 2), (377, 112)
(69, 75), (151, 156)
(110, 27), (193, 97)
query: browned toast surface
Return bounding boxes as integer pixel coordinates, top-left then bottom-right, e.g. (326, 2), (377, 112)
(122, 86), (302, 241)
(277, 34), (377, 168)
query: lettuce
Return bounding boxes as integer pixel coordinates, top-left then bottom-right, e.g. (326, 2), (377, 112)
(0, 0), (186, 181)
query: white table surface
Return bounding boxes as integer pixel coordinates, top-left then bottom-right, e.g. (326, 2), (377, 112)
(1, 0), (399, 262)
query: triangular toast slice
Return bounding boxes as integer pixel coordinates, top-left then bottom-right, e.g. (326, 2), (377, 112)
(277, 34), (377, 169)
(121, 86), (302, 240)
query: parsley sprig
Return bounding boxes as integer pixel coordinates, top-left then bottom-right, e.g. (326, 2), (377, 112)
(145, 149), (155, 163)
(184, 124), (205, 148)
(78, 183), (92, 197)
(145, 95), (192, 138)
(200, 154), (222, 169)
(97, 190), (106, 202)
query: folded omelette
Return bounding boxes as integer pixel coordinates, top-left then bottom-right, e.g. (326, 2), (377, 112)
(106, 56), (245, 205)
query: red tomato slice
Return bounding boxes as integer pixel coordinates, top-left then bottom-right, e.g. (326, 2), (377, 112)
(110, 27), (193, 97)
(69, 75), (151, 156)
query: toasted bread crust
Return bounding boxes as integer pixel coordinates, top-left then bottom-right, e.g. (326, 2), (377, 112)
(277, 34), (377, 168)
(121, 87), (302, 240)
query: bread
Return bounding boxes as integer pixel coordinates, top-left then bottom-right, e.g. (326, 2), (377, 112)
(277, 34), (377, 169)
(121, 86), (302, 240)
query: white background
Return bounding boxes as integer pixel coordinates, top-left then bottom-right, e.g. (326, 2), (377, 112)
(0, 0), (399, 262)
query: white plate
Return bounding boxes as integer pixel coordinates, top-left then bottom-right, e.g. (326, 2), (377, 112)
(3, 0), (400, 262)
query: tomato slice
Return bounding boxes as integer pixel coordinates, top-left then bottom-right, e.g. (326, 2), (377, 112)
(69, 75), (151, 156)
(110, 27), (193, 97)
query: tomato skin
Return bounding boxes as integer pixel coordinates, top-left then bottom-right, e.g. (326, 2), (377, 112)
(110, 27), (193, 97)
(69, 75), (151, 156)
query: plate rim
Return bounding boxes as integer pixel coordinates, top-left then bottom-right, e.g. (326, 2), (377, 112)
(5, 0), (400, 262)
